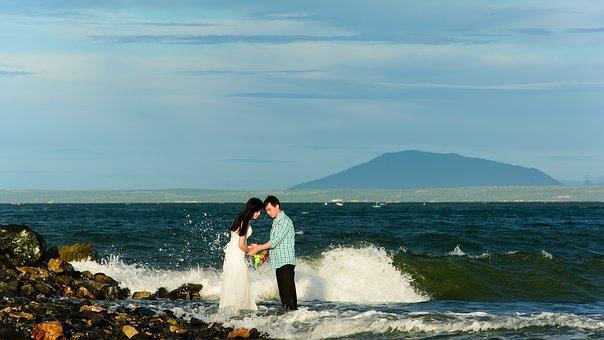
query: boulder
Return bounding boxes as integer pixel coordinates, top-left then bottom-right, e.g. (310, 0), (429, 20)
(0, 225), (46, 266)
(35, 282), (55, 296)
(99, 285), (129, 300)
(76, 286), (95, 299)
(79, 304), (105, 313)
(61, 286), (75, 297)
(169, 324), (187, 334)
(78, 270), (94, 280)
(168, 283), (203, 300)
(132, 291), (152, 299)
(130, 307), (155, 317)
(32, 321), (63, 340)
(47, 259), (73, 274)
(9, 310), (34, 321)
(0, 270), (19, 294)
(154, 287), (170, 299)
(54, 275), (73, 287)
(93, 273), (117, 285)
(122, 325), (138, 339)
(15, 266), (39, 278)
(57, 243), (96, 262)
(20, 284), (35, 297)
(228, 327), (251, 338)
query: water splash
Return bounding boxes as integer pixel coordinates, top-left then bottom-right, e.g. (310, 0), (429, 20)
(72, 245), (427, 304)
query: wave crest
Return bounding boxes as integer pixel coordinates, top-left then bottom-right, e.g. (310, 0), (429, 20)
(71, 245), (427, 304)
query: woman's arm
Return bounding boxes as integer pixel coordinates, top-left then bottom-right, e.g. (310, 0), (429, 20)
(238, 235), (250, 254)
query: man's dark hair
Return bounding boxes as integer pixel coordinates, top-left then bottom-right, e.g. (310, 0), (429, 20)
(264, 195), (280, 208)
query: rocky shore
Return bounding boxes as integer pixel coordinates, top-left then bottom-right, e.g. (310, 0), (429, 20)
(0, 224), (266, 339)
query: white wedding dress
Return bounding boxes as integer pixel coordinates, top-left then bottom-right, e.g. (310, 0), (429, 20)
(219, 225), (257, 311)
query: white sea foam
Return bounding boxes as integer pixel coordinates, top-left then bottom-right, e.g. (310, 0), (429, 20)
(168, 305), (604, 339)
(71, 245), (427, 304)
(71, 255), (223, 294)
(448, 245), (466, 256)
(540, 250), (554, 259)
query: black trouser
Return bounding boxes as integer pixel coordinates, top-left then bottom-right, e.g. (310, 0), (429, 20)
(275, 264), (297, 310)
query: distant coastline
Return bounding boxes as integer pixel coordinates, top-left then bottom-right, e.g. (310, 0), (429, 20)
(1, 185), (603, 203)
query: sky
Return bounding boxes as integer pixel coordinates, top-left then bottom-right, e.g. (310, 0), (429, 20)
(1, 0), (603, 190)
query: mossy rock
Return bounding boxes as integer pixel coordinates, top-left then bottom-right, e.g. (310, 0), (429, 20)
(0, 225), (47, 266)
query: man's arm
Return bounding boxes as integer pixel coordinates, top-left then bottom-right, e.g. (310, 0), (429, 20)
(249, 221), (288, 255)
(249, 241), (271, 256)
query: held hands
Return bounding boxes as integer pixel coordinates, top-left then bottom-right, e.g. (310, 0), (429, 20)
(248, 244), (259, 256)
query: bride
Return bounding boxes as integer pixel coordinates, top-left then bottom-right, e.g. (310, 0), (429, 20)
(219, 197), (263, 311)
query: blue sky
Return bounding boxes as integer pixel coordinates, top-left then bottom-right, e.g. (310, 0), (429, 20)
(1, 1), (603, 190)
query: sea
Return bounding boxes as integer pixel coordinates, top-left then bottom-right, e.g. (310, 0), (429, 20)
(1, 202), (603, 339)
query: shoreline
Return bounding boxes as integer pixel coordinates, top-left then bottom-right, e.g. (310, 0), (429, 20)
(1, 185), (603, 203)
(0, 224), (266, 339)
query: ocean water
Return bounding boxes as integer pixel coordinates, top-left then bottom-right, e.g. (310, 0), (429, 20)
(1, 202), (603, 338)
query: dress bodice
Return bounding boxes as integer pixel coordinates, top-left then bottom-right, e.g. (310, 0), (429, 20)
(229, 225), (252, 243)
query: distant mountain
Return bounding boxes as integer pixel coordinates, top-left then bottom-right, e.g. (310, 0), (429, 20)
(289, 150), (561, 190)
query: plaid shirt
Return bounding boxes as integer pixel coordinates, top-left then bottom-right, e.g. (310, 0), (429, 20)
(268, 211), (296, 269)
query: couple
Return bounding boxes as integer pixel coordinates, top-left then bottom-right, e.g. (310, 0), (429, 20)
(219, 195), (298, 312)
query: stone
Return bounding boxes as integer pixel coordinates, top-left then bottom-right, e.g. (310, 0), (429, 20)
(228, 327), (251, 338)
(119, 287), (131, 299)
(47, 258), (73, 274)
(20, 283), (35, 296)
(55, 275), (72, 287)
(168, 283), (203, 300)
(189, 317), (207, 327)
(79, 271), (94, 280)
(0, 224), (47, 266)
(132, 291), (152, 299)
(0, 271), (19, 293)
(26, 301), (46, 316)
(99, 284), (122, 300)
(205, 323), (232, 338)
(62, 286), (75, 297)
(169, 325), (187, 334)
(131, 307), (155, 317)
(0, 326), (24, 340)
(35, 282), (55, 295)
(162, 315), (179, 326)
(84, 279), (105, 293)
(122, 325), (138, 339)
(154, 287), (170, 299)
(32, 321), (63, 340)
(79, 304), (105, 313)
(115, 312), (131, 324)
(76, 286), (95, 299)
(37, 268), (50, 279)
(249, 328), (262, 338)
(47, 259), (61, 273)
(93, 273), (117, 285)
(57, 243), (96, 262)
(15, 266), (39, 277)
(9, 311), (34, 321)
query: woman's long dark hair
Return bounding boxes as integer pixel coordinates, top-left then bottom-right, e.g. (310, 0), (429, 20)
(230, 197), (263, 236)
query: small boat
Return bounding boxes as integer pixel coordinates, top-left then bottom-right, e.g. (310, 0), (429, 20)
(372, 202), (382, 208)
(335, 202), (344, 207)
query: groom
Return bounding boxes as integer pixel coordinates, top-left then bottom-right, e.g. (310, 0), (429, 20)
(249, 195), (297, 310)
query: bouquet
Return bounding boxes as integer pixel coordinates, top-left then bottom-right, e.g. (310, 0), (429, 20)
(252, 250), (269, 268)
